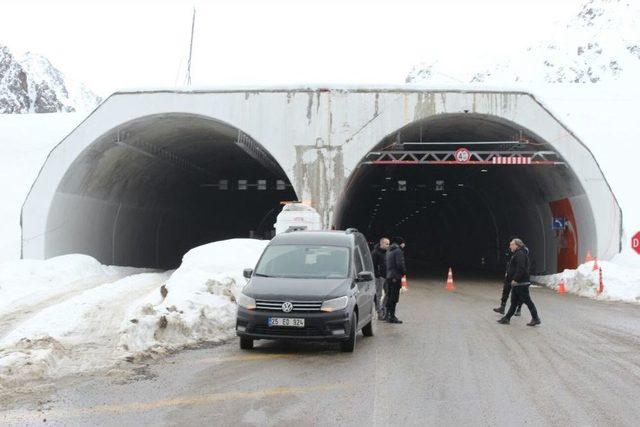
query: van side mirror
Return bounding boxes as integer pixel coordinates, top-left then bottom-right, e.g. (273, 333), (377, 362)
(243, 268), (254, 279)
(356, 271), (374, 282)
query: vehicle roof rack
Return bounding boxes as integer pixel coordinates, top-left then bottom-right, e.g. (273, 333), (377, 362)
(345, 228), (359, 234)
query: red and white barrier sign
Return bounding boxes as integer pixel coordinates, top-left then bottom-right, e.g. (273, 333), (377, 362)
(492, 156), (532, 165)
(632, 231), (640, 255)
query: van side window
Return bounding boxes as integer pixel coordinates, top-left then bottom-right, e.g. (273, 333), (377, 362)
(357, 235), (374, 272)
(354, 248), (364, 275)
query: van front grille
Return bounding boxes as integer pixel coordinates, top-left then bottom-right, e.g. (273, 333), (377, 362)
(255, 300), (323, 312)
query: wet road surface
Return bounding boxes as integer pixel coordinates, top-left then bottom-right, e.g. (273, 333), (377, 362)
(2, 274), (640, 426)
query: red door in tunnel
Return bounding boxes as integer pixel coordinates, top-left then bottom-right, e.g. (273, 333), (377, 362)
(550, 198), (578, 272)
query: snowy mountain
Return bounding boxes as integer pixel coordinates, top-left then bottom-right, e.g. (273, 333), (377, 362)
(406, 0), (640, 84)
(0, 45), (101, 113)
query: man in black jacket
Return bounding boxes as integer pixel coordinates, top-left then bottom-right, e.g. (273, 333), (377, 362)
(385, 236), (407, 324)
(493, 247), (523, 316)
(371, 237), (390, 320)
(498, 238), (541, 326)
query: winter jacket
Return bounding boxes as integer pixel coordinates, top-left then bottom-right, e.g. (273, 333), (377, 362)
(386, 243), (406, 279)
(371, 244), (388, 278)
(506, 246), (530, 285)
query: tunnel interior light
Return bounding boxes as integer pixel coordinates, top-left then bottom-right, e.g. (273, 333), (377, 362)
(481, 169), (488, 173)
(442, 193), (448, 196)
(457, 183), (464, 187)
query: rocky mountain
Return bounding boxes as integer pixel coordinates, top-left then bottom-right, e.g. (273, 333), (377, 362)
(0, 45), (101, 113)
(406, 0), (640, 84)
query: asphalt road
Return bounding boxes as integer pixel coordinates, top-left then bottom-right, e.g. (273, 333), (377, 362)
(2, 273), (640, 426)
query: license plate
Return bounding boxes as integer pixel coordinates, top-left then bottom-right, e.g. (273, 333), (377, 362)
(268, 317), (305, 328)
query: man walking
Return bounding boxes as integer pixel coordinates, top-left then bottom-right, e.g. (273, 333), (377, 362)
(498, 238), (541, 326)
(371, 237), (390, 320)
(493, 246), (523, 316)
(385, 236), (406, 324)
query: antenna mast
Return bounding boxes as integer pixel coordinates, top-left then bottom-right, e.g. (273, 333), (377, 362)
(185, 7), (196, 86)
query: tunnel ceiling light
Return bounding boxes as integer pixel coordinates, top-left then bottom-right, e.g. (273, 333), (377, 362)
(385, 177), (392, 180)
(457, 183), (464, 187)
(431, 201), (436, 204)
(481, 169), (488, 173)
(442, 193), (448, 196)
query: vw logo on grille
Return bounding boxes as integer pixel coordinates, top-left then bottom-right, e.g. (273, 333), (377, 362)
(281, 302), (294, 313)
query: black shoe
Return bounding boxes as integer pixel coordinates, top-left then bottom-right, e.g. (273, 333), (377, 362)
(493, 306), (505, 314)
(497, 317), (510, 325)
(388, 316), (403, 324)
(527, 319), (541, 327)
(514, 309), (521, 317)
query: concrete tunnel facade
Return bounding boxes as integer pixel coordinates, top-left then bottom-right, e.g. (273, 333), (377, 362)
(21, 86), (622, 273)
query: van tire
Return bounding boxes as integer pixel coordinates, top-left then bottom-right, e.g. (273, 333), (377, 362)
(340, 312), (357, 353)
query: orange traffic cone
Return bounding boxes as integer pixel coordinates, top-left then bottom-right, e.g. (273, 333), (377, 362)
(585, 250), (593, 263)
(592, 257), (599, 271)
(597, 268), (604, 294)
(557, 279), (567, 294)
(401, 275), (408, 289)
(445, 268), (456, 290)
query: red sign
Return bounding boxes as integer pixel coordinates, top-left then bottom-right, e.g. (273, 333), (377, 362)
(455, 148), (471, 163)
(632, 231), (640, 254)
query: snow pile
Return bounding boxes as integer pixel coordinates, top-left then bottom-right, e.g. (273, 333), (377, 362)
(534, 259), (640, 304)
(0, 239), (267, 390)
(119, 239), (268, 358)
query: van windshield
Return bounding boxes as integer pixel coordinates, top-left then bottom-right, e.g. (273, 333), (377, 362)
(254, 245), (350, 279)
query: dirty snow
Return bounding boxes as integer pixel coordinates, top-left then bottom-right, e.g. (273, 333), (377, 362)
(0, 239), (266, 390)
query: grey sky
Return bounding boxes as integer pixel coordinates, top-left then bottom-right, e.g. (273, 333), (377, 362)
(0, 0), (583, 96)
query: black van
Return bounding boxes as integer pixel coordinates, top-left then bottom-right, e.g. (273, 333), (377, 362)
(236, 229), (377, 352)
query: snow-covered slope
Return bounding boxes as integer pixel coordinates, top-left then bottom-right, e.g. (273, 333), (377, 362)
(0, 45), (101, 113)
(406, 0), (640, 84)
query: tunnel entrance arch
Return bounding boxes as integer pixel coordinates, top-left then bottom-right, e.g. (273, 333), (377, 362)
(334, 113), (598, 275)
(40, 113), (296, 269)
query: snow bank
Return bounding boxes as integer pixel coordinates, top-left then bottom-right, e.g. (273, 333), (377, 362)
(119, 238), (268, 358)
(533, 259), (640, 304)
(0, 112), (82, 262)
(0, 239), (267, 390)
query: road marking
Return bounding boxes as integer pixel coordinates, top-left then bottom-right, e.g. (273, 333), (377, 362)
(1, 383), (349, 423)
(196, 353), (296, 364)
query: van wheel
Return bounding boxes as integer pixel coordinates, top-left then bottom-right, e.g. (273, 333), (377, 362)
(362, 302), (375, 337)
(340, 312), (357, 353)
(240, 336), (254, 350)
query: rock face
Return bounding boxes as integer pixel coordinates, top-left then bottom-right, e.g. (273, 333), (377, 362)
(406, 0), (640, 84)
(0, 45), (101, 113)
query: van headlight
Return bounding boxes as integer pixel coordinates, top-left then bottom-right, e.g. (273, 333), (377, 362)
(237, 293), (256, 310)
(321, 296), (349, 312)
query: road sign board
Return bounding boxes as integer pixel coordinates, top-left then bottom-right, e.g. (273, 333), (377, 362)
(632, 231), (640, 254)
(454, 148), (471, 163)
(552, 217), (566, 230)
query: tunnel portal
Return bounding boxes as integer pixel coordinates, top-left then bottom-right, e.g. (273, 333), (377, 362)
(334, 114), (595, 275)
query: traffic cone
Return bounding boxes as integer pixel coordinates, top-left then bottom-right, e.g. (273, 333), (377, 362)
(592, 257), (599, 271)
(401, 275), (408, 289)
(557, 279), (567, 294)
(597, 268), (604, 295)
(445, 268), (456, 290)
(585, 250), (593, 263)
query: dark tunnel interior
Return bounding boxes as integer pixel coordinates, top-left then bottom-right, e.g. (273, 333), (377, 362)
(334, 114), (596, 276)
(45, 114), (297, 269)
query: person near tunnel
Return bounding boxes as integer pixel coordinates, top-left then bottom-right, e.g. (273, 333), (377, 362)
(493, 246), (523, 316)
(372, 237), (390, 320)
(498, 238), (541, 326)
(385, 236), (406, 324)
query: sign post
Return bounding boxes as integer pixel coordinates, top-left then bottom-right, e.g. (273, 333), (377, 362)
(632, 231), (640, 255)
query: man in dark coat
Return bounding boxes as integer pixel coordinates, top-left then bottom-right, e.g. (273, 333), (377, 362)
(371, 237), (390, 320)
(493, 247), (523, 316)
(498, 238), (541, 326)
(385, 236), (407, 324)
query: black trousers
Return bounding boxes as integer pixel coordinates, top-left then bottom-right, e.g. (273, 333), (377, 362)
(386, 277), (401, 312)
(500, 280), (523, 311)
(506, 285), (539, 320)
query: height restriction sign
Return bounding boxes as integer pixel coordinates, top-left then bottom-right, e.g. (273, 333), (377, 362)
(632, 231), (640, 255)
